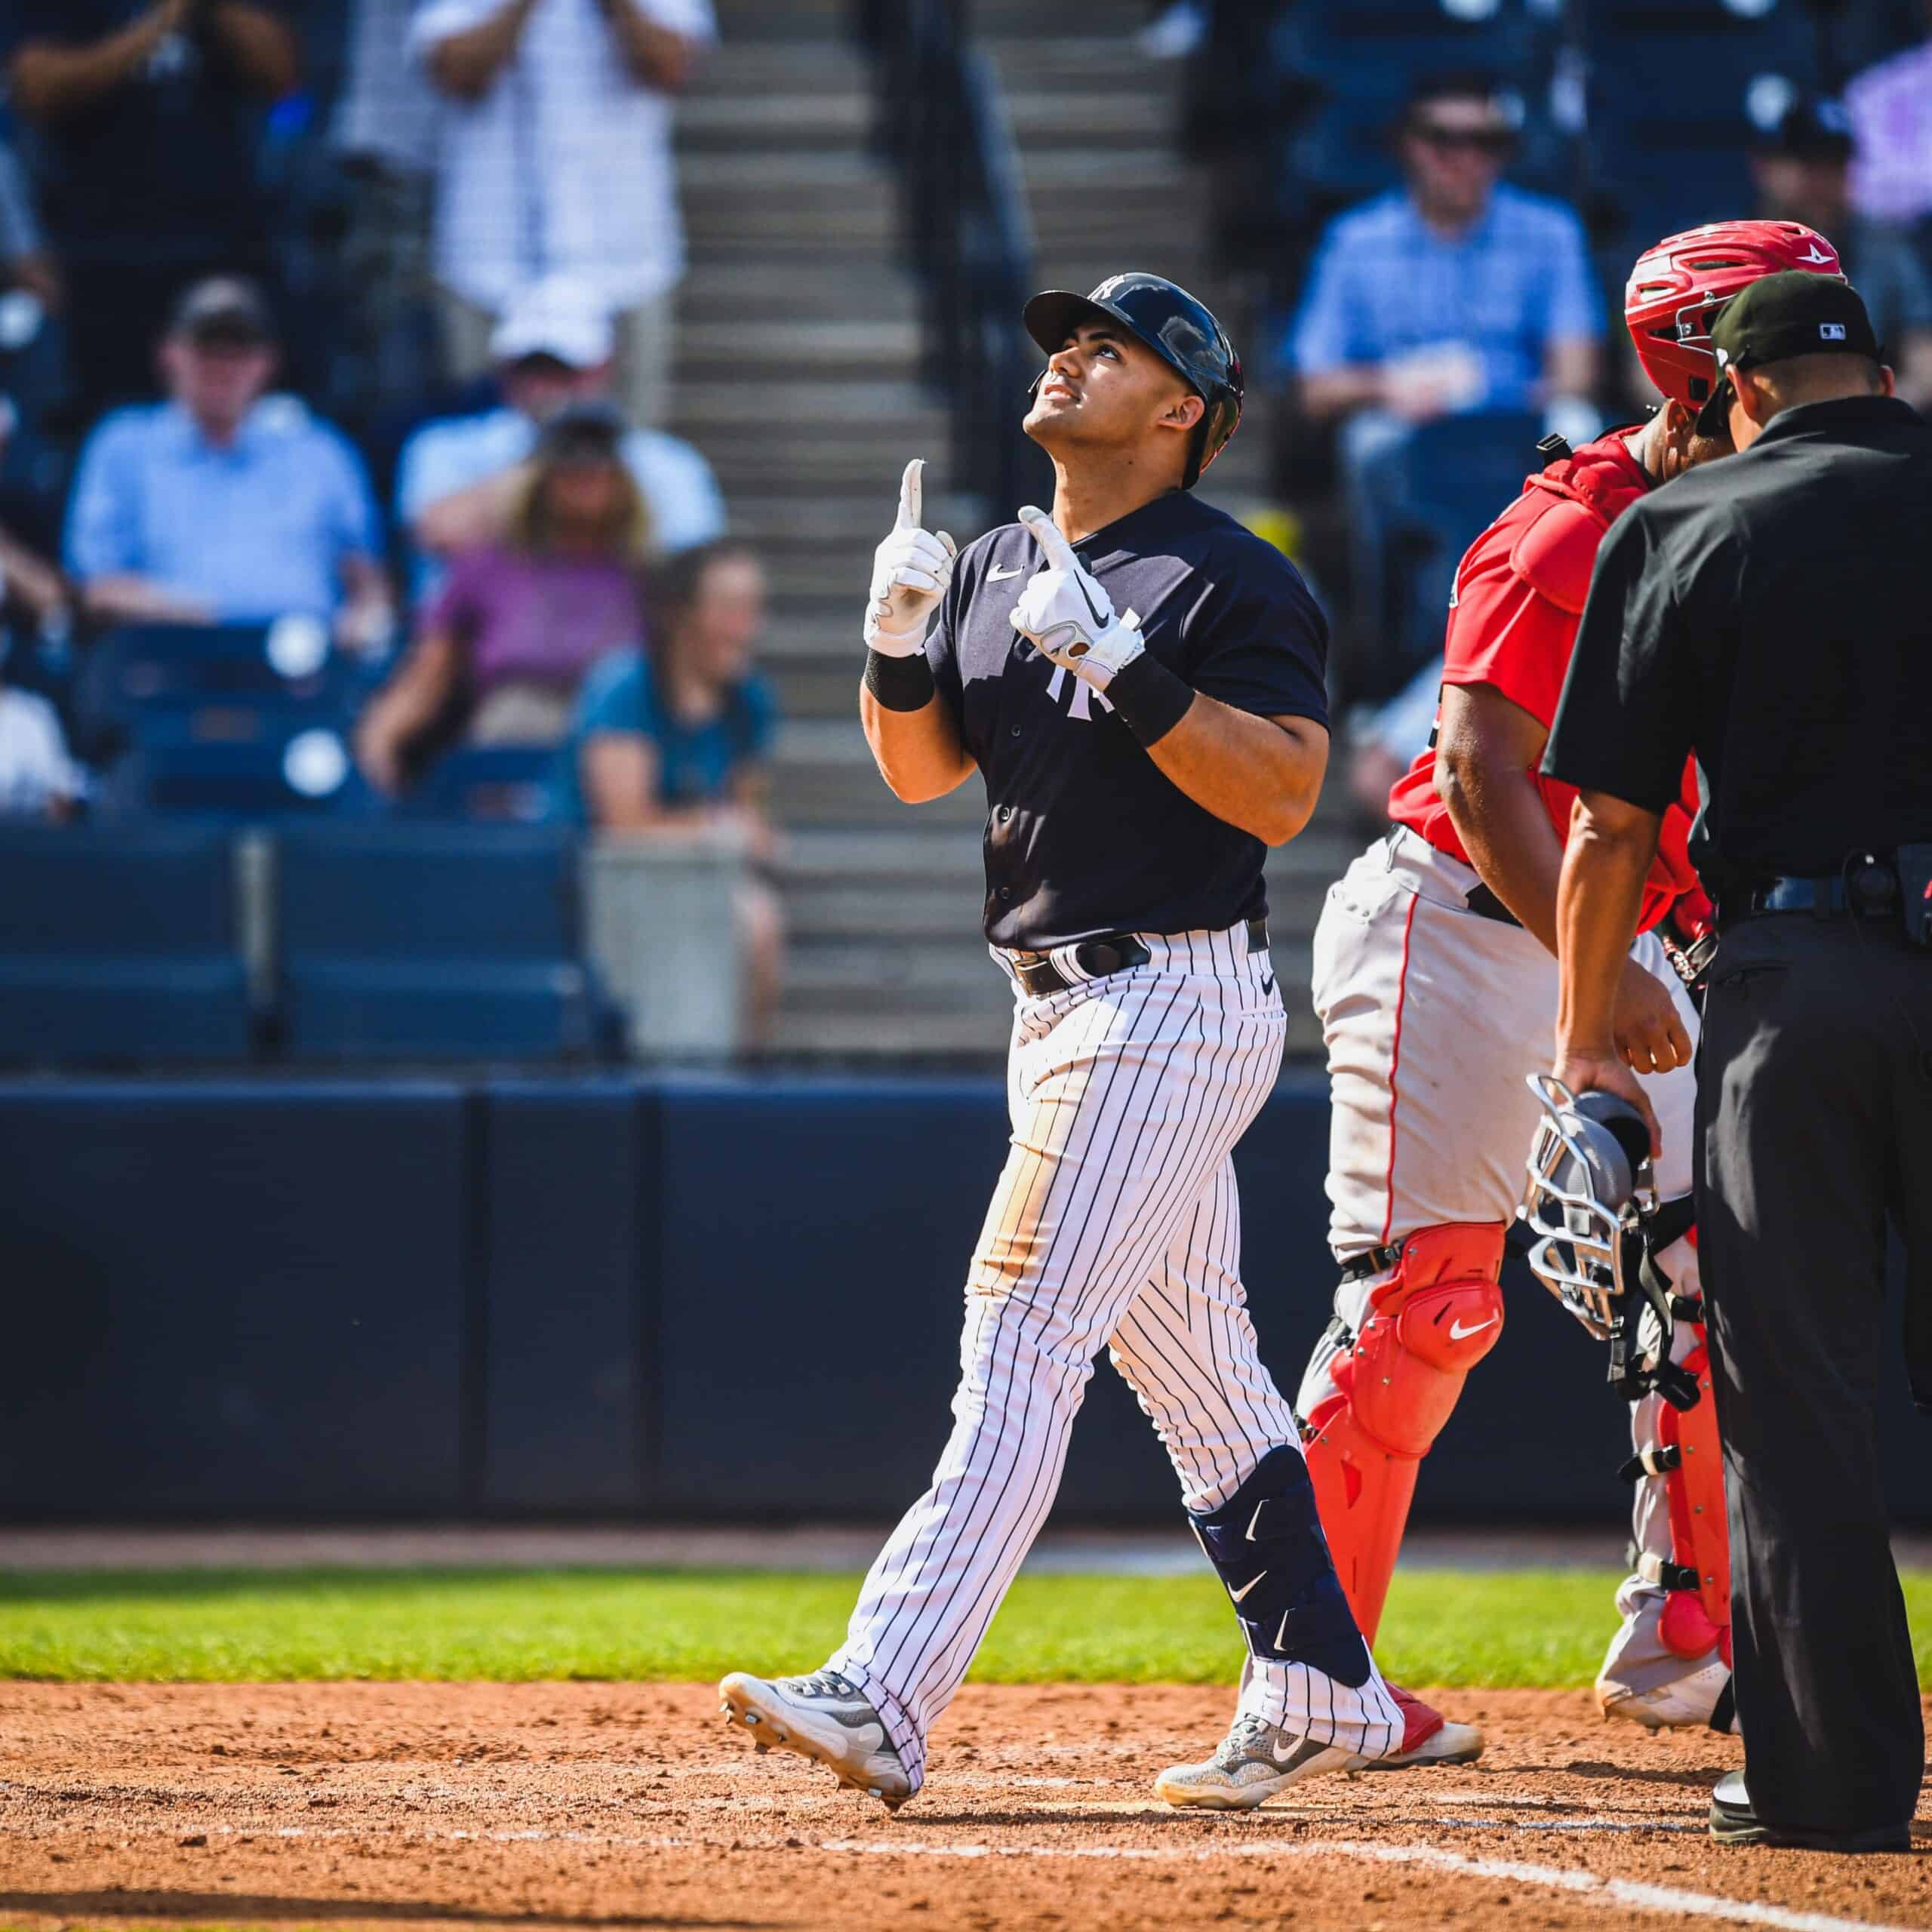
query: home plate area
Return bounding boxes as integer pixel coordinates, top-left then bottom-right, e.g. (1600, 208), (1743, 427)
(0, 1683), (1927, 1931)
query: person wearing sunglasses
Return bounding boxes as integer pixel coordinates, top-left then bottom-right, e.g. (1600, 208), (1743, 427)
(1288, 74), (1604, 704)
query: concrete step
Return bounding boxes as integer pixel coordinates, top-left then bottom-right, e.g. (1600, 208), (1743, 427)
(678, 260), (918, 325)
(674, 319), (919, 380)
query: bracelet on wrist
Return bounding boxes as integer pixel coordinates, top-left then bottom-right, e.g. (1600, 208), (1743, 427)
(864, 647), (937, 712)
(1104, 652), (1194, 746)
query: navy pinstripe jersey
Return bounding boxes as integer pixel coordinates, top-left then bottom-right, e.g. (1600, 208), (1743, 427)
(924, 489), (1330, 950)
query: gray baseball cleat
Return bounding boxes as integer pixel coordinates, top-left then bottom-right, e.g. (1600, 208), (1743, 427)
(718, 1667), (912, 1810)
(1155, 1712), (1365, 1810)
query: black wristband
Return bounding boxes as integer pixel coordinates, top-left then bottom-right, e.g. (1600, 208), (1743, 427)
(1104, 651), (1195, 746)
(863, 648), (936, 712)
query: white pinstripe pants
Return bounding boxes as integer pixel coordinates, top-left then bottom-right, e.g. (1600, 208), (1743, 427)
(829, 922), (1399, 1790)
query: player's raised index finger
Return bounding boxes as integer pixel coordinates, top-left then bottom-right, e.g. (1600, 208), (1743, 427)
(1017, 505), (1076, 569)
(896, 458), (924, 531)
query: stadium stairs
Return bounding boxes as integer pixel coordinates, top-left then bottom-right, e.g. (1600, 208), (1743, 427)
(675, 0), (1350, 1060)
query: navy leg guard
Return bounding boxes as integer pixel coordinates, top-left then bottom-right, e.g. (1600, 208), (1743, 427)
(1189, 1444), (1373, 1688)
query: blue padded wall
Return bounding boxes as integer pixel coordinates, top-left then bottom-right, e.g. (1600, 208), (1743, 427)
(477, 1079), (657, 1512)
(0, 1081), (469, 1516)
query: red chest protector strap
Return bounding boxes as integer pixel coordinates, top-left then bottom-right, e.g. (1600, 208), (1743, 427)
(1509, 445), (1649, 615)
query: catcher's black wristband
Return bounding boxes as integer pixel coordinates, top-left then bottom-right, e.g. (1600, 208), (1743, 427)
(863, 647), (936, 711)
(1105, 652), (1195, 746)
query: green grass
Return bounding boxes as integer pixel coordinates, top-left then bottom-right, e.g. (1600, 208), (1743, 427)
(0, 1566), (1927, 1688)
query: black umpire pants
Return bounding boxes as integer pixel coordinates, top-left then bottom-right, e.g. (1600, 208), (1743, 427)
(1696, 912), (1930, 1846)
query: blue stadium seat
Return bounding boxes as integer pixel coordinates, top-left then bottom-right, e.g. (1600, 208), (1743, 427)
(1582, 0), (1820, 247)
(400, 746), (565, 825)
(75, 620), (381, 734)
(0, 823), (252, 1063)
(1273, 0), (1566, 208)
(99, 721), (374, 822)
(274, 823), (608, 1060)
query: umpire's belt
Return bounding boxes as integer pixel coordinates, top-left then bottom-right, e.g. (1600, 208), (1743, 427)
(1007, 916), (1267, 998)
(1729, 857), (1901, 923)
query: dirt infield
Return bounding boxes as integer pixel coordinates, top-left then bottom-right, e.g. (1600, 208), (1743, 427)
(0, 1683), (1924, 1932)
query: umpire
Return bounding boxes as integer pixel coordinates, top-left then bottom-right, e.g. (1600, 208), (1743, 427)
(1541, 271), (1930, 1851)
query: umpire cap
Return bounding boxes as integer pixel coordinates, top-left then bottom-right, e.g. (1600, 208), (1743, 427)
(1023, 272), (1244, 489)
(1694, 271), (1882, 435)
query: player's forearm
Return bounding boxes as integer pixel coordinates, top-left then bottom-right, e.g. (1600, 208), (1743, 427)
(860, 682), (974, 804)
(1438, 756), (1564, 953)
(1144, 696), (1327, 847)
(1554, 794), (1662, 1059)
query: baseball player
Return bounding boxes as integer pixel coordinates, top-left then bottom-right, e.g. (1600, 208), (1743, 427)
(720, 272), (1414, 1813)
(1292, 222), (1845, 1736)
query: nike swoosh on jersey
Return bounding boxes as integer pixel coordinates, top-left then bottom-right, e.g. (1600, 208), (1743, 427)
(1448, 1315), (1500, 1342)
(1229, 1571), (1266, 1603)
(989, 564), (1024, 581)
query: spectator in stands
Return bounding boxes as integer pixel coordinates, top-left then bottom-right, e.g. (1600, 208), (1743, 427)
(64, 277), (393, 643)
(1288, 73), (1603, 429)
(356, 401), (650, 792)
(1752, 96), (1932, 408)
(396, 274), (724, 596)
(330, 0), (442, 429)
(1844, 0), (1932, 230)
(411, 0), (715, 430)
(570, 537), (780, 1045)
(1286, 72), (1602, 687)
(1, 0), (300, 420)
(0, 669), (83, 820)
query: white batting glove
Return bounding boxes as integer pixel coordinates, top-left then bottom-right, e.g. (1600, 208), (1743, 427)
(1010, 506), (1145, 690)
(865, 457), (957, 657)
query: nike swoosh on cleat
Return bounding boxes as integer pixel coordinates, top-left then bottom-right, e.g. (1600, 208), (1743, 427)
(1270, 1734), (1327, 1768)
(989, 565), (1023, 580)
(1229, 1571), (1267, 1603)
(1448, 1315), (1500, 1341)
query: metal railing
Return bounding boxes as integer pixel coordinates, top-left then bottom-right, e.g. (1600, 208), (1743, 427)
(856, 0), (1044, 518)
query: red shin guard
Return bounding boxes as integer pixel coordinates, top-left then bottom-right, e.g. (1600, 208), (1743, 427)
(1303, 1223), (1507, 1642)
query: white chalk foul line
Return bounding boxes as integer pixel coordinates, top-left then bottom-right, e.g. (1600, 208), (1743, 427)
(819, 1835), (1918, 1932)
(7, 1814), (1915, 1930)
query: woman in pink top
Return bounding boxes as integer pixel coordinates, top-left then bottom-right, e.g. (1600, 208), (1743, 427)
(356, 403), (651, 794)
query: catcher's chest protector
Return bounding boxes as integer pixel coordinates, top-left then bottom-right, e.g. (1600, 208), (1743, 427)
(1508, 444), (1650, 617)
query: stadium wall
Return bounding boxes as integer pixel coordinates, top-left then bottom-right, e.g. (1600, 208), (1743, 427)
(2, 1075), (1923, 1526)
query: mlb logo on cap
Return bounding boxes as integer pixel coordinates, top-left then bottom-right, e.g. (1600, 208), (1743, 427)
(1820, 322), (1848, 340)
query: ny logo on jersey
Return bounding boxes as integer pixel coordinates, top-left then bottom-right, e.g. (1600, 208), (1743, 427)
(1042, 610), (1139, 721)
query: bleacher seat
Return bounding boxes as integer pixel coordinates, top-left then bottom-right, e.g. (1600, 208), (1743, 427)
(1582, 0), (1820, 247)
(399, 746), (565, 825)
(0, 823), (252, 1063)
(75, 619), (380, 741)
(99, 722), (374, 822)
(275, 823), (609, 1060)
(1272, 0), (1567, 214)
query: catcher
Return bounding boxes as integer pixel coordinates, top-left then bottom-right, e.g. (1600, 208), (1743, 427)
(1291, 220), (1846, 1749)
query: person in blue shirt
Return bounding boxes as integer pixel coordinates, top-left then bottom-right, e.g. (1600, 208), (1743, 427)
(569, 537), (783, 1044)
(1287, 74), (1604, 695)
(64, 277), (394, 649)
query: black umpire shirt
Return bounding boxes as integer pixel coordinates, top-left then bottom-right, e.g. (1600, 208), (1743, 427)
(924, 490), (1329, 949)
(1545, 396), (1932, 891)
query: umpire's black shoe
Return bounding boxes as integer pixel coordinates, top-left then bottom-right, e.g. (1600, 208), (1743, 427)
(1709, 1773), (1912, 1852)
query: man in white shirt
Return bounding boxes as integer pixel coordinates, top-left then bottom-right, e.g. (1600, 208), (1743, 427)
(395, 273), (724, 598)
(410, 0), (716, 429)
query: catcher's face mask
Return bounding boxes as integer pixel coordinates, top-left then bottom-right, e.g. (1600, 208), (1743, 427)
(1518, 1074), (1657, 1340)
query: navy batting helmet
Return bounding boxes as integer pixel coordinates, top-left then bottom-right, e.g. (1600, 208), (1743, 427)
(1023, 271), (1244, 490)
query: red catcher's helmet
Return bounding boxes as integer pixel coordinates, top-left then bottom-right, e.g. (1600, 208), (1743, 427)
(1625, 220), (1844, 410)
